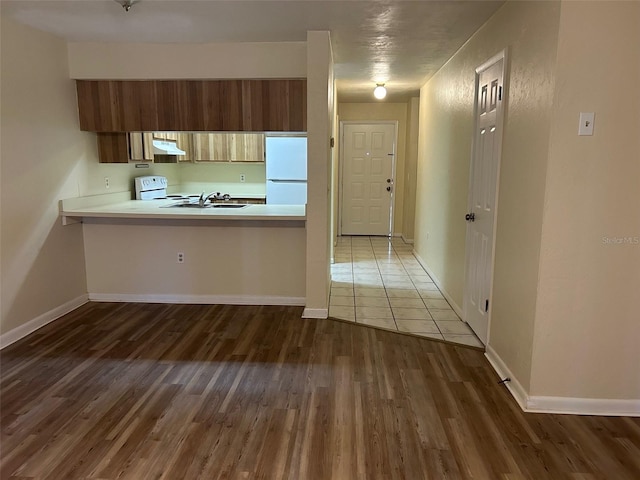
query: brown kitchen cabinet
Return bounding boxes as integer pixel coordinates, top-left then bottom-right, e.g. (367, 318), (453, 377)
(76, 79), (306, 133)
(77, 81), (159, 132)
(152, 132), (178, 141)
(128, 132), (154, 162)
(175, 133), (193, 162)
(229, 133), (265, 162)
(190, 133), (264, 162)
(191, 133), (224, 162)
(97, 133), (128, 163)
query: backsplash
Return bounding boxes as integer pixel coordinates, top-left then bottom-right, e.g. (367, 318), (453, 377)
(177, 162), (266, 196)
(80, 159), (266, 198)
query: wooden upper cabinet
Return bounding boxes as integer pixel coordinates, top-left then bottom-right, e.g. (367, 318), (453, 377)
(231, 133), (265, 162)
(77, 81), (158, 132)
(189, 133), (265, 162)
(241, 80), (307, 132)
(76, 79), (306, 132)
(127, 132), (154, 162)
(175, 133), (193, 162)
(97, 133), (129, 163)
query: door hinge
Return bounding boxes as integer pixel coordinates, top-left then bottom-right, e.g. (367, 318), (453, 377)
(498, 86), (503, 101)
(485, 299), (489, 312)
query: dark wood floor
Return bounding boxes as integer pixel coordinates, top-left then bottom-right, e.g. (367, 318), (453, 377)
(1, 303), (639, 480)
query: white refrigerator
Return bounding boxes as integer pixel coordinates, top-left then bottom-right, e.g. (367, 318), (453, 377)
(265, 136), (307, 205)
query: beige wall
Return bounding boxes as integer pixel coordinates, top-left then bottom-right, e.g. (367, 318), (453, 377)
(415, 1), (561, 389)
(338, 103), (409, 235)
(83, 222), (306, 301)
(416, 0), (640, 404)
(530, 1), (640, 400)
(177, 162), (266, 197)
(304, 31), (333, 316)
(68, 42), (306, 79)
(403, 97), (420, 242)
(1, 19), (91, 334)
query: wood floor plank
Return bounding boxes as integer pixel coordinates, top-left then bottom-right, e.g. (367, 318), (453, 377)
(1, 302), (639, 480)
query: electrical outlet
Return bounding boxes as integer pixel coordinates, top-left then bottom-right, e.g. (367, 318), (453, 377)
(104, 177), (110, 189)
(177, 252), (185, 264)
(240, 174), (246, 183)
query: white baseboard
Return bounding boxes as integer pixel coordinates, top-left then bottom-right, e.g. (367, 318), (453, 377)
(0, 294), (89, 349)
(526, 396), (640, 416)
(485, 345), (529, 411)
(302, 308), (328, 319)
(89, 293), (305, 306)
(412, 251), (463, 317)
(486, 345), (640, 417)
(400, 235), (414, 244)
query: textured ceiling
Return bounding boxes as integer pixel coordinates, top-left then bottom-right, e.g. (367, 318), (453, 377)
(0, 0), (505, 102)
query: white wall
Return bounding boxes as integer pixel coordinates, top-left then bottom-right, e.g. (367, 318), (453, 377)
(1, 18), (91, 336)
(403, 97), (420, 242)
(304, 31), (334, 317)
(416, 0), (640, 408)
(68, 42), (306, 79)
(415, 0), (561, 389)
(83, 222), (306, 302)
(530, 1), (640, 401)
(177, 162), (266, 197)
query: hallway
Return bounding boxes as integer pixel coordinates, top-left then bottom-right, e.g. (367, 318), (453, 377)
(329, 236), (482, 348)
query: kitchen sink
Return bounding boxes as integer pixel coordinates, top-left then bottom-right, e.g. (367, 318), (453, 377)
(161, 202), (214, 209)
(161, 202), (249, 209)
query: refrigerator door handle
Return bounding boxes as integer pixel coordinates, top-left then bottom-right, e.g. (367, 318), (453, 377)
(268, 179), (307, 183)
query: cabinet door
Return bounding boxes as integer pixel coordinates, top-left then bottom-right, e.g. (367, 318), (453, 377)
(77, 81), (119, 132)
(128, 133), (144, 161)
(231, 133), (265, 162)
(128, 133), (155, 161)
(120, 81), (158, 131)
(175, 133), (193, 162)
(241, 80), (307, 131)
(97, 133), (128, 163)
(191, 133), (223, 162)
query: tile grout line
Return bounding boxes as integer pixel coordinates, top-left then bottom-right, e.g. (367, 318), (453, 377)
(332, 237), (481, 344)
(390, 239), (443, 337)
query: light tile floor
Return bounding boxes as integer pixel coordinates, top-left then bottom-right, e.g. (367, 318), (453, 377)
(330, 236), (483, 348)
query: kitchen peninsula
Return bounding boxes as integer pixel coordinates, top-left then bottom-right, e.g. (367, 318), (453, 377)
(60, 192), (307, 306)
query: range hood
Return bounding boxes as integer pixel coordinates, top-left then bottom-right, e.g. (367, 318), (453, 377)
(152, 140), (186, 156)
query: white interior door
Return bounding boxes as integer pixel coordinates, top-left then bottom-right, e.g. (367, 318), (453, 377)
(463, 53), (506, 345)
(341, 123), (395, 235)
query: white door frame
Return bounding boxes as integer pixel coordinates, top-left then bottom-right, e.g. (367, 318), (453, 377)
(463, 48), (509, 345)
(338, 121), (398, 237)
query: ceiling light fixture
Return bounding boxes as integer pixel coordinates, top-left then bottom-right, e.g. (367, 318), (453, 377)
(373, 83), (387, 100)
(114, 0), (139, 12)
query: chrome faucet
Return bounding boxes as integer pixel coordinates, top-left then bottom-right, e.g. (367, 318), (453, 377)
(198, 191), (231, 206)
(199, 191), (219, 207)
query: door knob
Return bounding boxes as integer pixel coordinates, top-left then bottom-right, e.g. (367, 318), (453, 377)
(465, 212), (475, 222)
(386, 186), (392, 192)
(387, 179), (392, 183)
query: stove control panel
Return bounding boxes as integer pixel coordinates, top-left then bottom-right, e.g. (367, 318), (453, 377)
(135, 176), (168, 200)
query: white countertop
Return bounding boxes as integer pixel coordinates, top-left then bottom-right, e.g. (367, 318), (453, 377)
(60, 193), (305, 223)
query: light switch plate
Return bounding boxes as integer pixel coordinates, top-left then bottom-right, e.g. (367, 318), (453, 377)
(578, 112), (595, 136)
